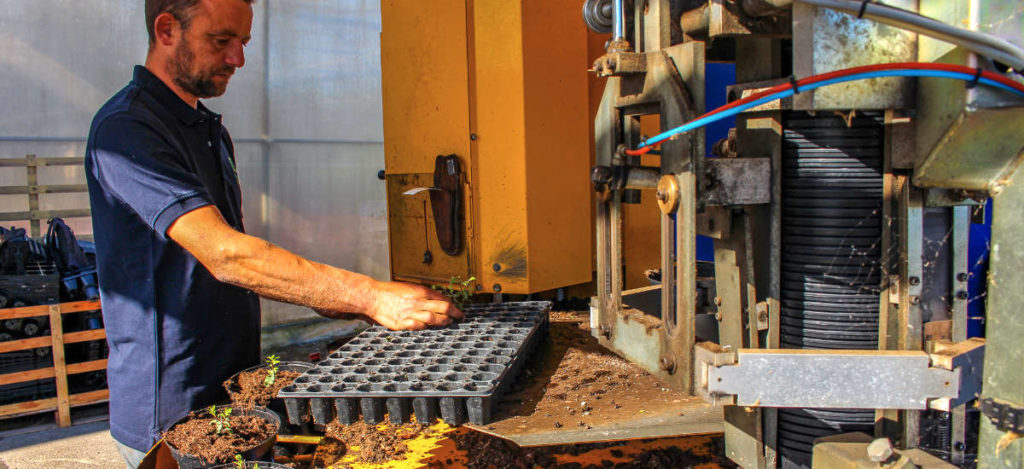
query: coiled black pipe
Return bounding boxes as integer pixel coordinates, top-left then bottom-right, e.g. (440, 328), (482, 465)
(778, 111), (884, 468)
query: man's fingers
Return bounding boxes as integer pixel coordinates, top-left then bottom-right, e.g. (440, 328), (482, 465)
(400, 317), (428, 330)
(419, 299), (465, 320)
(404, 308), (453, 327)
(419, 299), (454, 315)
(445, 303), (465, 320)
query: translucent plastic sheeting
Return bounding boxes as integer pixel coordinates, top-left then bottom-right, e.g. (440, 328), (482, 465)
(0, 1), (390, 329)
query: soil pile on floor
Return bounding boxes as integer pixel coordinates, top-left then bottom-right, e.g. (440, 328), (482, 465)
(450, 430), (735, 468)
(228, 368), (302, 408)
(492, 312), (682, 430)
(449, 430), (530, 469)
(163, 411), (276, 465)
(323, 419), (427, 465)
(310, 436), (347, 468)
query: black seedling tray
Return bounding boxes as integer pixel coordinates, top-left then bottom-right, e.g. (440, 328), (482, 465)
(278, 301), (550, 426)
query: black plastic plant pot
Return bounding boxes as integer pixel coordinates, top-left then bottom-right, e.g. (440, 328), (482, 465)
(224, 361), (314, 400)
(165, 405), (281, 469)
(210, 461), (292, 469)
(224, 361), (313, 420)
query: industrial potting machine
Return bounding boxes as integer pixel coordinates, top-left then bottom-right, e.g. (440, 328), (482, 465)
(380, 1), (1024, 468)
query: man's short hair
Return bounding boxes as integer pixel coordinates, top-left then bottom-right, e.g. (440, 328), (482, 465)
(145, 0), (256, 44)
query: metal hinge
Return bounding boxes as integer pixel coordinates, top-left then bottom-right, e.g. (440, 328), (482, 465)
(980, 397), (1024, 433)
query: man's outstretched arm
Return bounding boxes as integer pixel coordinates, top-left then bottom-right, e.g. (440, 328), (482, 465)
(167, 205), (462, 330)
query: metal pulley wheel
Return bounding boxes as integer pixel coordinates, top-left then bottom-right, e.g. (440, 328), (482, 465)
(656, 175), (680, 214)
(582, 0), (613, 34)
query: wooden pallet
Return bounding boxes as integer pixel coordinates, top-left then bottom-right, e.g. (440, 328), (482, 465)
(0, 300), (107, 427)
(0, 154), (91, 238)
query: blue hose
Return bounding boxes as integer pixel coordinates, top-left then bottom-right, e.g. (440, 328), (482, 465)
(637, 70), (1024, 150)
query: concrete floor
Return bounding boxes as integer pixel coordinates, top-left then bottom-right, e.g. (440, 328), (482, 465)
(0, 420), (123, 469)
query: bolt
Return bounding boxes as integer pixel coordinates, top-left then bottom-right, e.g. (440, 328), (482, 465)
(656, 190), (667, 202)
(470, 133), (477, 141)
(492, 263), (502, 272)
(910, 296), (921, 305)
(598, 324), (612, 339)
(377, 169), (386, 180)
(956, 290), (969, 300)
(957, 272), (969, 282)
(909, 276), (920, 286)
(714, 312), (723, 321)
(493, 284), (502, 292)
(867, 438), (894, 463)
(475, 284), (484, 291)
(954, 441), (966, 452)
(713, 296), (722, 306)
(659, 356), (676, 374)
(758, 310), (768, 323)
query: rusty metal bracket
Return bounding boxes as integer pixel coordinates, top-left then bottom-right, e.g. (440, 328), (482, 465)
(591, 51), (647, 77)
(702, 158), (771, 206)
(980, 397), (1024, 434)
(679, 1), (791, 39)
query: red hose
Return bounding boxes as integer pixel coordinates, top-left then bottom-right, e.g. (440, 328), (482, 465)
(624, 62), (1024, 156)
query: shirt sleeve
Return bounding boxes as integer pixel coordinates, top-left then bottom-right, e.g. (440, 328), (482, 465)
(87, 113), (213, 237)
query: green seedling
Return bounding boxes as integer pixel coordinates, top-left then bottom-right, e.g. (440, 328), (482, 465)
(432, 276), (476, 309)
(262, 354), (281, 387)
(233, 454), (259, 469)
(209, 405), (233, 435)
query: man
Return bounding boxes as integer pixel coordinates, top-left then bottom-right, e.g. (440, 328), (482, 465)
(85, 1), (462, 466)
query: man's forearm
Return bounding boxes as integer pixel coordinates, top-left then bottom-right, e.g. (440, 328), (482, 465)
(167, 205), (461, 330)
(167, 205), (379, 318)
(212, 234), (378, 317)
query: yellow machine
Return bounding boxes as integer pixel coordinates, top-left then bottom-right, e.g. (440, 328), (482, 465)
(380, 0), (597, 295)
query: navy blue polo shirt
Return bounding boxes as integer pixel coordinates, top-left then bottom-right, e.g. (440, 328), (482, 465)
(85, 65), (260, 452)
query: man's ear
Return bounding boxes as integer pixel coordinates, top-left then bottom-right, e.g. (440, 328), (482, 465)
(153, 12), (179, 47)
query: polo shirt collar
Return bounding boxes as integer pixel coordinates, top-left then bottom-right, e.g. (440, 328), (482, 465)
(132, 65), (219, 126)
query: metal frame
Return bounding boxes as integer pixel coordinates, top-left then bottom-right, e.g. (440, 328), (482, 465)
(588, 1), (1024, 467)
(593, 0), (705, 394)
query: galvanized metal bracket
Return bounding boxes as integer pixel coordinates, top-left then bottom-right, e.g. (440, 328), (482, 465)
(694, 339), (984, 410)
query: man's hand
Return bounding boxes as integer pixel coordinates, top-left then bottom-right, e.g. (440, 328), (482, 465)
(365, 281), (465, 330)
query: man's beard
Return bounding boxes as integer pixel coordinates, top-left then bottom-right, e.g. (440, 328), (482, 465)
(169, 36), (233, 99)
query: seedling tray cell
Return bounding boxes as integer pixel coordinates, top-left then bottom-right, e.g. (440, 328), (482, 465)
(278, 301), (550, 426)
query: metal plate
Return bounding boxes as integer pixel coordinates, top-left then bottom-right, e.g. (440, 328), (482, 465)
(707, 349), (958, 409)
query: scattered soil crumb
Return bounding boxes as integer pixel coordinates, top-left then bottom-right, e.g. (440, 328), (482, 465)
(227, 368), (301, 408)
(491, 314), (678, 431)
(311, 436), (347, 468)
(163, 410), (276, 465)
(323, 419), (427, 466)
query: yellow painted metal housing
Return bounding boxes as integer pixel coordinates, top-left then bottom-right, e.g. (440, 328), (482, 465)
(381, 0), (592, 294)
